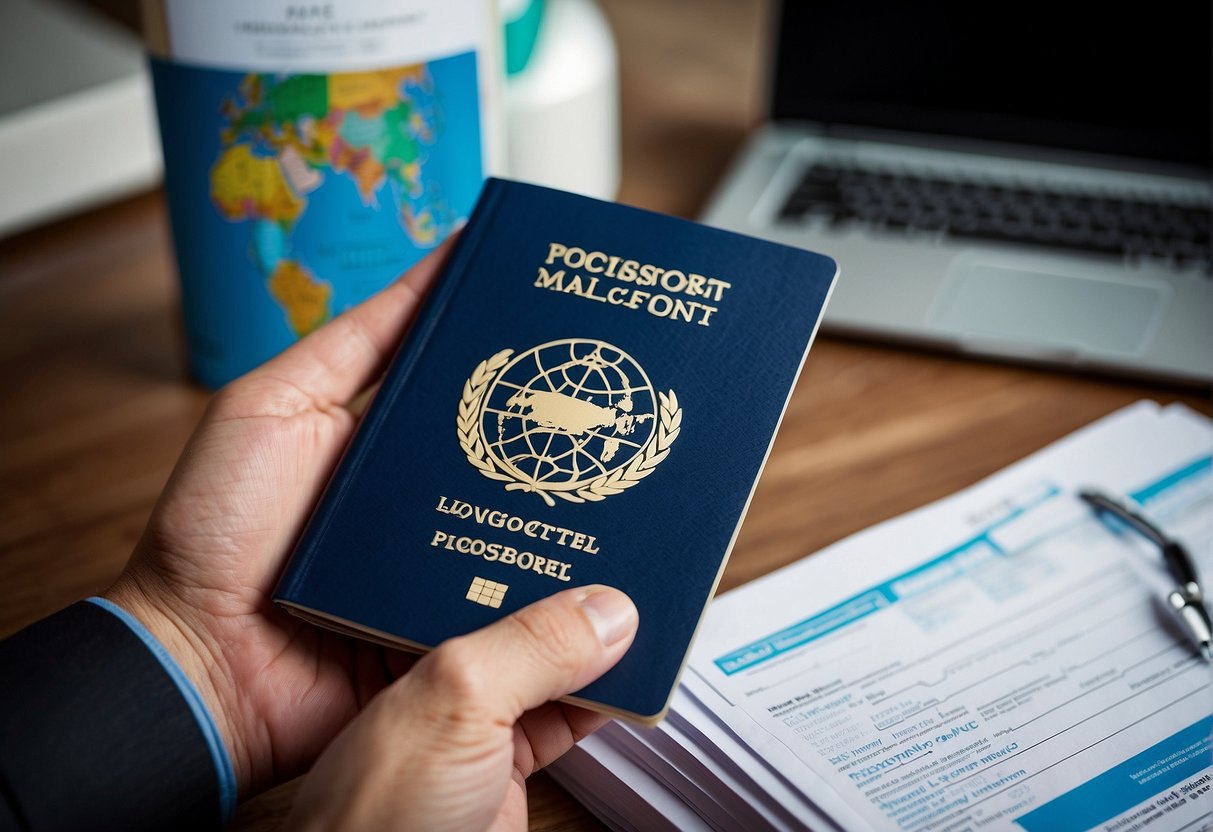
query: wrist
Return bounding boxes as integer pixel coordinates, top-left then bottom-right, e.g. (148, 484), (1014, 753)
(103, 575), (253, 798)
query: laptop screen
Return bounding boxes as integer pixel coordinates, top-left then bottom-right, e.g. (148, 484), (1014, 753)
(772, 1), (1211, 169)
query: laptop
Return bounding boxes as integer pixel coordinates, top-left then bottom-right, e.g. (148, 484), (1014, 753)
(702, 0), (1211, 385)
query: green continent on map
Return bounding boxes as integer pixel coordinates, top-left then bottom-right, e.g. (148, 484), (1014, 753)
(208, 65), (446, 338)
(238, 74), (328, 128)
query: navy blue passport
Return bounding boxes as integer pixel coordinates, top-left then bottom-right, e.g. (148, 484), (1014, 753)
(274, 179), (838, 723)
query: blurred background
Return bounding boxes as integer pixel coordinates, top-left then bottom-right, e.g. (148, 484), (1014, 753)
(6, 0), (1207, 388)
(1, 0), (766, 230)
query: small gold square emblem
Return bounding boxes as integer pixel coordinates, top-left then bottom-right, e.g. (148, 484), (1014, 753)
(466, 577), (507, 608)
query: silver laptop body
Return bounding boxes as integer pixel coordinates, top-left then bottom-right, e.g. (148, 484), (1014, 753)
(702, 1), (1211, 385)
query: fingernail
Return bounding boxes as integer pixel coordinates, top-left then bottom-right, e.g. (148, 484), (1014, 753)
(579, 587), (638, 647)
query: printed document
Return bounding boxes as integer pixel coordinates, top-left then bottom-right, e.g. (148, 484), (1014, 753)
(689, 401), (1213, 832)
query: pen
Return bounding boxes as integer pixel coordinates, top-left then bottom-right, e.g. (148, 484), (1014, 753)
(1079, 488), (1213, 663)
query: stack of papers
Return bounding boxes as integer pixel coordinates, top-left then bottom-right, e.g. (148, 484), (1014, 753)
(550, 401), (1213, 831)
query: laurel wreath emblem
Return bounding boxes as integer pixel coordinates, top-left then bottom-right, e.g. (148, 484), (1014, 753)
(457, 348), (682, 506)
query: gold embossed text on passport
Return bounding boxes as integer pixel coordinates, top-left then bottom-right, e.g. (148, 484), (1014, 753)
(533, 242), (732, 326)
(435, 496), (601, 553)
(430, 530), (574, 582)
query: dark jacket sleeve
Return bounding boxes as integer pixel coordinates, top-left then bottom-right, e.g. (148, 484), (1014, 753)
(0, 601), (227, 832)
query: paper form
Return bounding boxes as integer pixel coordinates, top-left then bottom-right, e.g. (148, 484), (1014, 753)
(689, 402), (1213, 832)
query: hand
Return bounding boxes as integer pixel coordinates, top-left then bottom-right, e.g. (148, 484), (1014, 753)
(105, 237), (457, 796)
(287, 585), (638, 832)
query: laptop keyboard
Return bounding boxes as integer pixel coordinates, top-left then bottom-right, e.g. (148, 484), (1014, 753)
(779, 162), (1212, 273)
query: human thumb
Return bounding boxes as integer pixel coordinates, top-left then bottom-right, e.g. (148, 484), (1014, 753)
(286, 588), (638, 831)
(412, 584), (639, 723)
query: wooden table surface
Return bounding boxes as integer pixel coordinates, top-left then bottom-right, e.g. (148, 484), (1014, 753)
(1, 1), (1208, 829)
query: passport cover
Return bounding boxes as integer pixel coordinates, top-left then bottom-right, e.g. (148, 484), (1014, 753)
(273, 178), (838, 723)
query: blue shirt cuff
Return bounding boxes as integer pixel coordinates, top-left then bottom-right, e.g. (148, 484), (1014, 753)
(86, 596), (238, 825)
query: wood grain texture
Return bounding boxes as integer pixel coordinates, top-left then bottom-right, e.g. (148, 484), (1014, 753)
(1, 0), (1208, 830)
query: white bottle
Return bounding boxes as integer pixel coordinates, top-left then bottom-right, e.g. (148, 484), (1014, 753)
(504, 0), (621, 200)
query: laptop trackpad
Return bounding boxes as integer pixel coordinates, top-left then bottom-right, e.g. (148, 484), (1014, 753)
(930, 263), (1168, 356)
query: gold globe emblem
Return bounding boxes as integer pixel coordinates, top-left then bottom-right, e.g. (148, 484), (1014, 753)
(458, 339), (682, 505)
